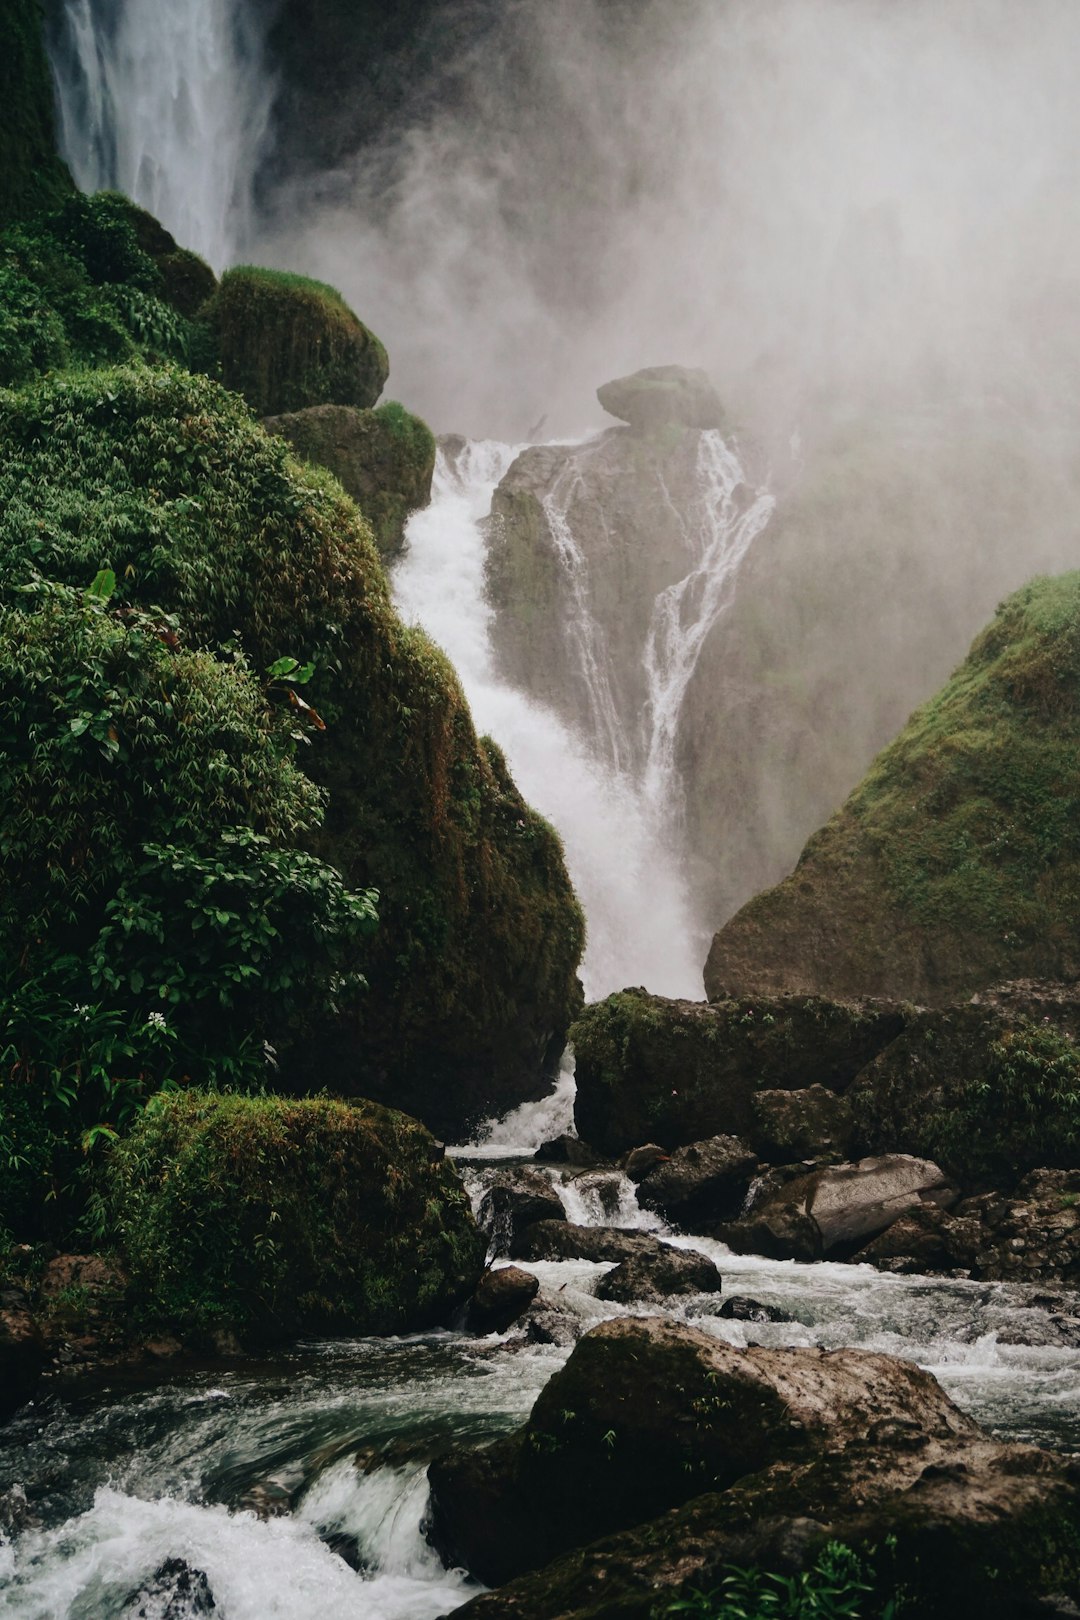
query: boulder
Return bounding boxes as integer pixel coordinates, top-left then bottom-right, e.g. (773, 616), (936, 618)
(594, 1248), (722, 1304)
(477, 1168), (566, 1254)
(704, 576), (1080, 1008)
(849, 1000), (1080, 1187)
(718, 1295), (795, 1324)
(718, 1154), (957, 1262)
(860, 1168), (1080, 1284)
(572, 989), (905, 1156)
(510, 1222), (676, 1266)
(596, 365), (725, 432)
(206, 266), (389, 416)
(619, 1144), (669, 1182)
(636, 1135), (757, 1225)
(262, 401), (435, 557)
(750, 1085), (854, 1162)
(535, 1135), (607, 1168)
(467, 1266), (541, 1334)
(106, 1091), (485, 1342)
(426, 1314), (979, 1587)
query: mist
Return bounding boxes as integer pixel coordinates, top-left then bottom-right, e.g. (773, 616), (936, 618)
(252, 0), (1080, 447)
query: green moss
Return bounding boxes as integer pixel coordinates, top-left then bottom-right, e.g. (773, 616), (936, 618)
(0, 0), (73, 227)
(0, 364), (584, 1136)
(105, 1090), (485, 1339)
(205, 265), (389, 416)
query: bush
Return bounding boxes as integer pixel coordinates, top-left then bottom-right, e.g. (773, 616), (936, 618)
(668, 1541), (902, 1619)
(105, 1090), (486, 1339)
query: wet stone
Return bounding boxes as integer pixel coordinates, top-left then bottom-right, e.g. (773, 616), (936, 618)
(594, 1248), (722, 1304)
(121, 1558), (216, 1618)
(719, 1296), (796, 1324)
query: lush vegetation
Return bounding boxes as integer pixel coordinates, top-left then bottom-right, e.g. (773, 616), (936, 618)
(206, 264), (389, 415)
(707, 573), (1080, 1005)
(0, 0), (73, 226)
(105, 1090), (485, 1339)
(667, 1542), (902, 1619)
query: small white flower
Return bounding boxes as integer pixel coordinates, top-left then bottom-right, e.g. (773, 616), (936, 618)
(73, 1004), (92, 1019)
(146, 1011), (168, 1031)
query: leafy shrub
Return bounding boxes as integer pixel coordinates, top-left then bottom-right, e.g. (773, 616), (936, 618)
(105, 1090), (486, 1339)
(667, 1542), (902, 1619)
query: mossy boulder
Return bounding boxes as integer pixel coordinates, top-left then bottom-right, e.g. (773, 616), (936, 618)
(705, 574), (1080, 1006)
(82, 193), (217, 318)
(106, 1090), (484, 1340)
(263, 400), (435, 557)
(0, 0), (72, 227)
(206, 266), (389, 416)
(848, 997), (1080, 1189)
(596, 364), (725, 431)
(0, 366), (583, 1139)
(570, 989), (905, 1157)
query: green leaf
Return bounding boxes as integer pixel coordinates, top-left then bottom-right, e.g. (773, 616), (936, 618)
(86, 567), (117, 603)
(266, 656), (299, 679)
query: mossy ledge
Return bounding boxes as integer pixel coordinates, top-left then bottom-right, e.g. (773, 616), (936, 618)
(105, 1090), (485, 1342)
(706, 572), (1080, 1006)
(0, 364), (584, 1138)
(205, 265), (390, 416)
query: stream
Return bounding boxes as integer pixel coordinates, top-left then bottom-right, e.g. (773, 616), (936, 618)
(3, 1077), (1080, 1619)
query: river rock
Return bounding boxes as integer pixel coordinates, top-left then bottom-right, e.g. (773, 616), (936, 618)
(750, 1084), (854, 1162)
(467, 1265), (541, 1334)
(571, 989), (906, 1156)
(596, 365), (725, 431)
(619, 1144), (669, 1181)
(719, 1295), (796, 1323)
(636, 1135), (757, 1225)
(534, 1135), (607, 1168)
(120, 1558), (216, 1618)
(718, 1154), (958, 1262)
(593, 1248), (722, 1304)
(509, 1222), (675, 1266)
(426, 1314), (980, 1587)
(477, 1168), (566, 1253)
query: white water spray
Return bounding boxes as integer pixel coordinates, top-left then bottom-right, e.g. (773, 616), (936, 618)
(48, 0), (275, 268)
(393, 442), (705, 1000)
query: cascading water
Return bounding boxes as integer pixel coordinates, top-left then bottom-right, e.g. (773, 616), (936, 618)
(393, 440), (706, 1000)
(641, 432), (775, 811)
(47, 0), (275, 268)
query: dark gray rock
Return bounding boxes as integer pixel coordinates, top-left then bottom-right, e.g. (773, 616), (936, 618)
(121, 1559), (216, 1618)
(620, 1144), (669, 1182)
(534, 1135), (606, 1168)
(637, 1134), (757, 1225)
(594, 1248), (722, 1304)
(719, 1296), (795, 1324)
(510, 1222), (674, 1266)
(478, 1168), (565, 1254)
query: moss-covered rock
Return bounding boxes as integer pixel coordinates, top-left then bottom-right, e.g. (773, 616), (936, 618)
(0, 0), (72, 227)
(705, 573), (1080, 1006)
(570, 989), (904, 1157)
(206, 266), (389, 416)
(263, 400), (435, 557)
(0, 366), (584, 1138)
(106, 1090), (485, 1340)
(81, 192), (217, 318)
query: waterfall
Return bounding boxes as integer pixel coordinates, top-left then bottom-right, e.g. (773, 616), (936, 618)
(47, 0), (276, 269)
(393, 442), (706, 1001)
(641, 432), (775, 810)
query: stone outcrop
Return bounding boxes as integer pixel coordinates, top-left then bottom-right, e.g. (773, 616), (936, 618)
(718, 1154), (958, 1262)
(571, 988), (905, 1157)
(509, 1222), (677, 1266)
(705, 575), (1080, 1006)
(635, 1135), (757, 1225)
(467, 1266), (540, 1334)
(263, 401), (435, 557)
(477, 1168), (566, 1253)
(593, 1248), (722, 1304)
(427, 1315), (1080, 1615)
(596, 365), (725, 431)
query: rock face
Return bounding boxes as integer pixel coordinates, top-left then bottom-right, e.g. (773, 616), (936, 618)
(571, 989), (905, 1156)
(263, 401), (435, 557)
(206, 266), (389, 416)
(750, 1084), (854, 1162)
(705, 574), (1080, 1006)
(106, 1090), (485, 1342)
(596, 366), (725, 431)
(635, 1135), (757, 1225)
(2, 0), (72, 227)
(467, 1266), (540, 1334)
(509, 1222), (677, 1266)
(720, 1155), (957, 1262)
(432, 1317), (1080, 1620)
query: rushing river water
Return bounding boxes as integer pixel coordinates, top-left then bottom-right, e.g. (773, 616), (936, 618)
(4, 1078), (1080, 1619)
